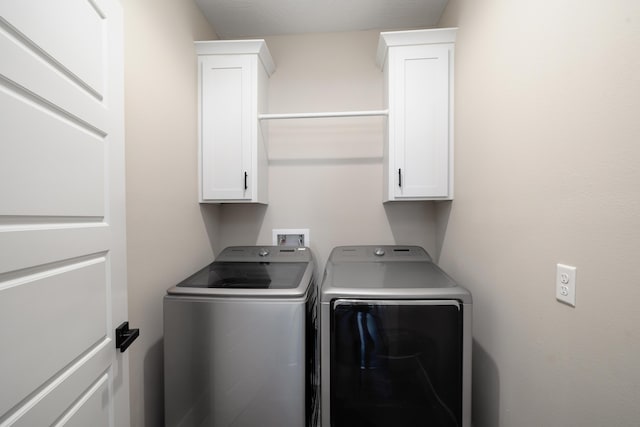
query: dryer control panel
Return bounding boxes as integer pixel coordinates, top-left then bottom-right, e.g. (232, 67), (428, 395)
(330, 245), (431, 263)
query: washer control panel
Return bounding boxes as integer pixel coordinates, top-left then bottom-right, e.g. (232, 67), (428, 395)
(217, 246), (311, 262)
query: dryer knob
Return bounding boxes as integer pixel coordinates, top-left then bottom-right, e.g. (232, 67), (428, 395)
(258, 248), (270, 257)
(374, 248), (385, 257)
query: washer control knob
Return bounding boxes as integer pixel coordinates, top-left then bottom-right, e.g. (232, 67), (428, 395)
(374, 248), (385, 257)
(258, 248), (270, 257)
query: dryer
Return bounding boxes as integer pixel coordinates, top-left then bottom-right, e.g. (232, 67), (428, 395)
(320, 246), (472, 427)
(164, 246), (319, 427)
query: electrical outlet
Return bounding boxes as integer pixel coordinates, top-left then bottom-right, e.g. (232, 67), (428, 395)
(556, 264), (576, 307)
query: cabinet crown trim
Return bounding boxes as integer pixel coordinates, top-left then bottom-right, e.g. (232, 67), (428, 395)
(195, 39), (276, 76)
(376, 27), (457, 68)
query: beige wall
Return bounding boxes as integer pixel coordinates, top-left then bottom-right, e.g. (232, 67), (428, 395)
(437, 1), (640, 425)
(123, 1), (218, 426)
(218, 31), (439, 271)
(123, 2), (640, 425)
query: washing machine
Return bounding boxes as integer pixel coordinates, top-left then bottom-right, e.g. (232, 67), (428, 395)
(320, 246), (472, 427)
(164, 246), (319, 427)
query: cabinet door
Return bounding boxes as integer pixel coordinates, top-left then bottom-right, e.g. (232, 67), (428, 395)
(200, 55), (253, 201)
(391, 44), (451, 199)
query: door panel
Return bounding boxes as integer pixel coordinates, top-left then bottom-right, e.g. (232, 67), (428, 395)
(392, 45), (450, 199)
(0, 0), (129, 426)
(0, 226), (109, 274)
(330, 300), (463, 427)
(54, 374), (110, 427)
(7, 343), (111, 427)
(0, 256), (108, 415)
(0, 8), (106, 132)
(200, 55), (252, 201)
(0, 0), (105, 97)
(0, 89), (105, 216)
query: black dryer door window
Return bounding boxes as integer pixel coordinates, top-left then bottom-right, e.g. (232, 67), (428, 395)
(330, 299), (463, 427)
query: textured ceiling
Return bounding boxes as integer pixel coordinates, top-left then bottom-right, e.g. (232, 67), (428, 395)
(195, 0), (449, 39)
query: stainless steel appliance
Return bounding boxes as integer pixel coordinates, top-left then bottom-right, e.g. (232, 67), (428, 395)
(164, 246), (318, 427)
(320, 246), (472, 427)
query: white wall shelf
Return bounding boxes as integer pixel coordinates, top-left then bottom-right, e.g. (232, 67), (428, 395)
(259, 109), (388, 120)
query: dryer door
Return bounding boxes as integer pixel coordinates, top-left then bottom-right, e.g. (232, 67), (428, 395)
(330, 300), (463, 427)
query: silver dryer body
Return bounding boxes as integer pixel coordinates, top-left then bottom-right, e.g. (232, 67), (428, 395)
(164, 246), (318, 427)
(320, 246), (472, 427)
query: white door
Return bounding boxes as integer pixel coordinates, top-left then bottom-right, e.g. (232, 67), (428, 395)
(0, 1), (130, 426)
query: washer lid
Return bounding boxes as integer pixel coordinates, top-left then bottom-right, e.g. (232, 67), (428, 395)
(166, 246), (313, 298)
(176, 261), (307, 289)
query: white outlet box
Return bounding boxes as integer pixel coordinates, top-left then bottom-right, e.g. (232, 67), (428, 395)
(272, 228), (310, 247)
(556, 264), (577, 307)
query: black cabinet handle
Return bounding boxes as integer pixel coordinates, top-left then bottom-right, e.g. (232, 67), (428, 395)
(244, 171), (248, 190)
(398, 168), (402, 187)
(115, 321), (140, 353)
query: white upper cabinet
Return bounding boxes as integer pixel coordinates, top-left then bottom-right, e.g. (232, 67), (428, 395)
(377, 28), (456, 201)
(196, 40), (274, 203)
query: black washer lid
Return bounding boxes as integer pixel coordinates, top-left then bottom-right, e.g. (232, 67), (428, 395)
(166, 246), (313, 298)
(176, 261), (307, 289)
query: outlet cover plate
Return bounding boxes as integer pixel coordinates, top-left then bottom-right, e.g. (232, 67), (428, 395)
(556, 264), (577, 307)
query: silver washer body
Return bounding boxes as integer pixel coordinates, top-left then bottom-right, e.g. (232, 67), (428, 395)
(164, 246), (318, 427)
